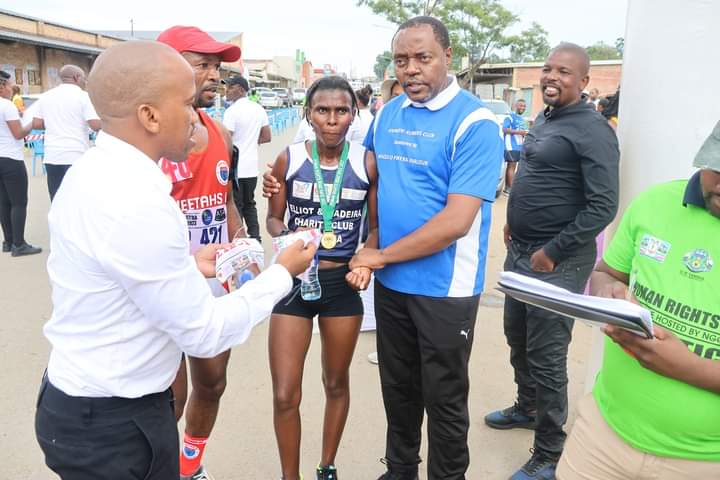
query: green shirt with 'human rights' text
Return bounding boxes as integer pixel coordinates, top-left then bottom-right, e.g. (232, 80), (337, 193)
(594, 175), (720, 461)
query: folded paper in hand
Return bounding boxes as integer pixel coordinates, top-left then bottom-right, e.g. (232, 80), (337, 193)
(215, 238), (265, 284)
(271, 229), (322, 281)
(497, 271), (654, 338)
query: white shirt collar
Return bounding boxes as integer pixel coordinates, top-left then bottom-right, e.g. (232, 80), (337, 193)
(94, 131), (171, 193)
(402, 76), (459, 111)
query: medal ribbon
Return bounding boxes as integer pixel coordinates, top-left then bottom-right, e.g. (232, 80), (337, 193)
(311, 141), (350, 234)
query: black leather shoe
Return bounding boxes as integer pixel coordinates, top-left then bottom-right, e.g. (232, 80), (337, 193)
(484, 403), (536, 430)
(1, 241), (10, 252)
(11, 243), (42, 257)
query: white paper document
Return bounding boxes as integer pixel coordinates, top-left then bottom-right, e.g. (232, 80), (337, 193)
(497, 271), (654, 338)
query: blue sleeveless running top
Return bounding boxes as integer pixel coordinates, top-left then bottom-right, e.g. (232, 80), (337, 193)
(285, 141), (369, 261)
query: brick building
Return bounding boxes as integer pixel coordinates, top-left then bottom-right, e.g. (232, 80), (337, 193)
(458, 60), (622, 118)
(0, 8), (123, 94)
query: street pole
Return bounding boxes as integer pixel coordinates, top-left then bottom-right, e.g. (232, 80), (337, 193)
(584, 0), (720, 392)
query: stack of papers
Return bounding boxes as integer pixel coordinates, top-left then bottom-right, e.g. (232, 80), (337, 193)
(497, 272), (654, 338)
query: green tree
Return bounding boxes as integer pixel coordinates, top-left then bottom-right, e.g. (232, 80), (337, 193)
(374, 50), (393, 79)
(357, 0), (550, 89)
(440, 0), (518, 86)
(507, 22), (551, 63)
(615, 37), (624, 57)
(586, 41), (622, 60)
(357, 0), (443, 24)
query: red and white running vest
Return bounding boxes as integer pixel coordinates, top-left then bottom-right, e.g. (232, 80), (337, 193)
(159, 110), (231, 254)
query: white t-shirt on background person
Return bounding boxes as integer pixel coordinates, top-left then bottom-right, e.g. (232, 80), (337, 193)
(222, 97), (269, 179)
(33, 83), (99, 166)
(0, 98), (24, 161)
(346, 108), (373, 144)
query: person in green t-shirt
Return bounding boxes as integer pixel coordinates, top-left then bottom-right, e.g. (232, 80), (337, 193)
(557, 121), (720, 479)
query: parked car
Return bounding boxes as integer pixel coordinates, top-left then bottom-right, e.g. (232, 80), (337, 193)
(259, 91), (282, 109)
(482, 99), (513, 197)
(292, 88), (307, 105)
(272, 88), (291, 107)
(483, 99), (512, 126)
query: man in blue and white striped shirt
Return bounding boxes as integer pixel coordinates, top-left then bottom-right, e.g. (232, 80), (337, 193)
(502, 99), (528, 194)
(350, 15), (503, 480)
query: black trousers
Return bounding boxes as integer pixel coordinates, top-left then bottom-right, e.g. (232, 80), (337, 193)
(46, 164), (71, 201)
(503, 240), (595, 459)
(0, 157), (28, 246)
(233, 176), (260, 241)
(375, 280), (479, 480)
(35, 376), (179, 480)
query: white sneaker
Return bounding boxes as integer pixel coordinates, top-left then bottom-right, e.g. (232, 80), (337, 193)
(367, 352), (379, 364)
(182, 465), (215, 480)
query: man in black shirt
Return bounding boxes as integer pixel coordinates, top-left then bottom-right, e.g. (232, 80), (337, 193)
(485, 43), (619, 480)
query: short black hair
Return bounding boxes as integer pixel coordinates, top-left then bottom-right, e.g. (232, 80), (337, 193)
(355, 85), (373, 107)
(549, 42), (590, 76)
(304, 76), (358, 122)
(394, 16), (450, 50)
(0, 70), (10, 85)
(224, 75), (249, 91)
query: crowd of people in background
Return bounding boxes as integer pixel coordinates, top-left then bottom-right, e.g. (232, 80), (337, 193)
(0, 11), (715, 480)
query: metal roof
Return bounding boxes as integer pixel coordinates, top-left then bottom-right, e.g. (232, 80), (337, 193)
(0, 29), (104, 55)
(95, 30), (241, 42)
(457, 59), (623, 76)
(0, 8), (126, 41)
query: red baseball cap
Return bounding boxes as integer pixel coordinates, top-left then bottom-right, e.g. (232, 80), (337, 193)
(157, 26), (241, 62)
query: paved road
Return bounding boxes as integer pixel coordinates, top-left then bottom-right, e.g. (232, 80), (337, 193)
(2, 126), (593, 479)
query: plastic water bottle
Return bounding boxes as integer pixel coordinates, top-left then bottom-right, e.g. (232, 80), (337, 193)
(301, 255), (321, 301)
(235, 269), (255, 289)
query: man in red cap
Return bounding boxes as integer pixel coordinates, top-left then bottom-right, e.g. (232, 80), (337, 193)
(157, 25), (244, 480)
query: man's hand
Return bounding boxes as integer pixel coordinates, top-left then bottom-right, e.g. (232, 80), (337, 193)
(603, 324), (699, 380)
(276, 240), (317, 277)
(503, 223), (512, 248)
(346, 267), (372, 291)
(262, 162), (281, 198)
(594, 277), (631, 301)
(349, 248), (386, 271)
(530, 248), (555, 272)
(194, 243), (229, 278)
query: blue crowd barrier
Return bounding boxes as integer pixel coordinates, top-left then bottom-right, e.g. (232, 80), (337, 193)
(267, 107), (301, 135)
(26, 129), (45, 176)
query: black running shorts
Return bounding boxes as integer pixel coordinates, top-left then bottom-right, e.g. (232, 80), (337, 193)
(272, 264), (363, 318)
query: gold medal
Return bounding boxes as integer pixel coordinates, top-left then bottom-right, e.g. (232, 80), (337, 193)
(321, 232), (337, 249)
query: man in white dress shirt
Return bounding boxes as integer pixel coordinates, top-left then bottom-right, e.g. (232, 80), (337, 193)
(32, 64), (101, 200)
(34, 40), (315, 480)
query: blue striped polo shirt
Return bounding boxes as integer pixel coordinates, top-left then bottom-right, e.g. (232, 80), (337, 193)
(364, 77), (503, 297)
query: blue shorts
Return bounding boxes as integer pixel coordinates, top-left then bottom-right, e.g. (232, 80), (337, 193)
(505, 150), (521, 162)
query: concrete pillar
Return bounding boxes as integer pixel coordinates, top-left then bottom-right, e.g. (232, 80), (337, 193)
(585, 0), (720, 392)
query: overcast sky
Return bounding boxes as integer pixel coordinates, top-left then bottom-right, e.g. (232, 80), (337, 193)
(11, 0), (628, 77)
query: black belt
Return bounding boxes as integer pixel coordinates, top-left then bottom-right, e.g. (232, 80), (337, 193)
(39, 375), (172, 420)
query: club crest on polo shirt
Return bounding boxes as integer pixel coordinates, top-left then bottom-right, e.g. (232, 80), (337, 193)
(201, 209), (213, 226)
(215, 159), (229, 186)
(683, 249), (713, 273)
(639, 234), (670, 262)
